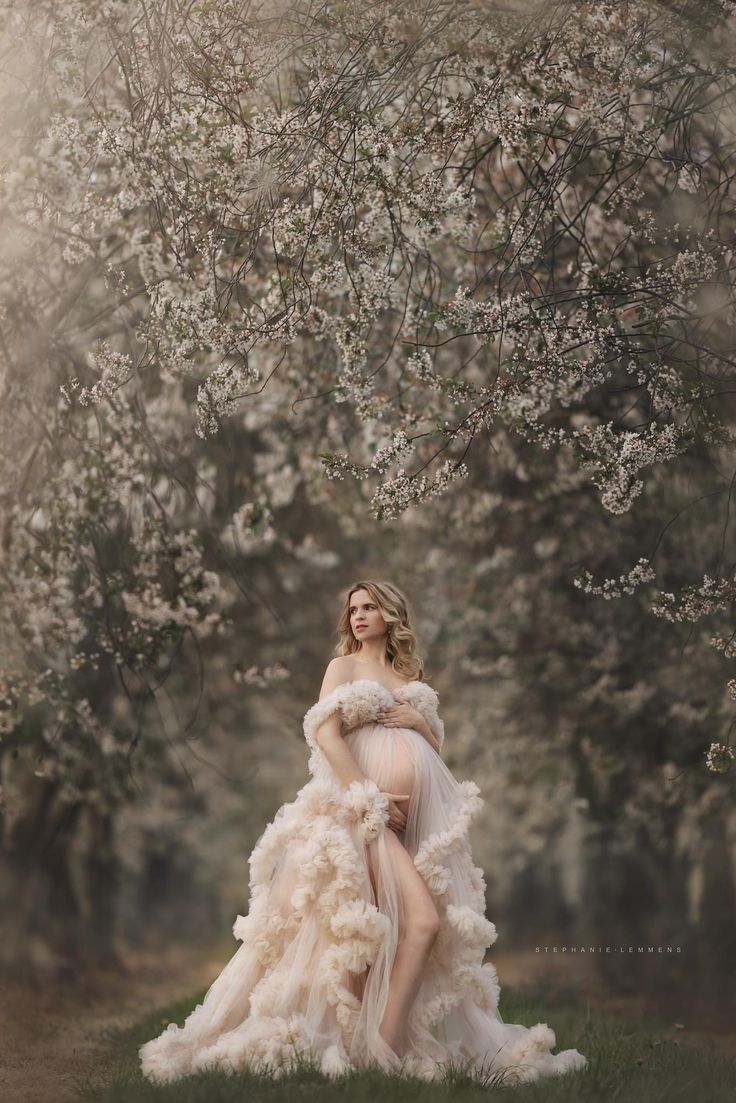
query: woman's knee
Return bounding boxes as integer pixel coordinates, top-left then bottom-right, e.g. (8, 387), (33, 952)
(406, 904), (441, 946)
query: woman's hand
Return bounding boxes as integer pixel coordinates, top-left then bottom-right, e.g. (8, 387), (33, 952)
(376, 701), (424, 732)
(381, 791), (410, 832)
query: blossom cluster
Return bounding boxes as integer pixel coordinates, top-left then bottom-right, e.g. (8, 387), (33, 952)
(573, 558), (657, 599)
(650, 575), (733, 625)
(571, 423), (691, 515)
(704, 742), (734, 774)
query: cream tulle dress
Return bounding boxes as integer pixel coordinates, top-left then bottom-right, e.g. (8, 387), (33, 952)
(139, 677), (588, 1085)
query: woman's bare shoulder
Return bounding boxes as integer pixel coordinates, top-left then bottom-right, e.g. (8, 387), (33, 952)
(318, 655), (359, 699)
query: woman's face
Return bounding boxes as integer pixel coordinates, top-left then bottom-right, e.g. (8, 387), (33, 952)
(349, 588), (387, 643)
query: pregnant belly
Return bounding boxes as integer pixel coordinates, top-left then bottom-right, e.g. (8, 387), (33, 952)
(346, 724), (417, 811)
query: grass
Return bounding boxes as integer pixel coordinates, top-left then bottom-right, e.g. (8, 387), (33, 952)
(76, 980), (736, 1102)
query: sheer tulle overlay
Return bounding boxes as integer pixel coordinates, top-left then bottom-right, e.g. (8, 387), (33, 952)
(139, 678), (588, 1085)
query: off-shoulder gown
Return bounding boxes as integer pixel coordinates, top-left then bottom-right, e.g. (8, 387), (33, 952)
(139, 678), (588, 1085)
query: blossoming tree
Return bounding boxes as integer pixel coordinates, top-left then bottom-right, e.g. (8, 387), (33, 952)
(2, 0), (735, 973)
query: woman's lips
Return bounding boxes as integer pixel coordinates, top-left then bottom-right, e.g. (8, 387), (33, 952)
(355, 625), (367, 630)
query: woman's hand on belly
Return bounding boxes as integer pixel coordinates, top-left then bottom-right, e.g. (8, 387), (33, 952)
(382, 792), (410, 831)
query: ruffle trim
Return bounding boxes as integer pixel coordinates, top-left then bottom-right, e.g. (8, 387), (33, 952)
(492, 1023), (588, 1085)
(139, 1008), (586, 1086)
(140, 774), (392, 1084)
(234, 775), (497, 1048)
(233, 776), (390, 1051)
(140, 1007), (352, 1083)
(410, 779), (501, 1030)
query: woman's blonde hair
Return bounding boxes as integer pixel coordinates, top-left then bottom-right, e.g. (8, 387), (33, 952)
(334, 579), (425, 682)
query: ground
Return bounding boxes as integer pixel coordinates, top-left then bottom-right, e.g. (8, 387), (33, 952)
(0, 938), (230, 1103)
(1, 941), (733, 1102)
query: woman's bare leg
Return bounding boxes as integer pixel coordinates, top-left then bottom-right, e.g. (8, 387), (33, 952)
(368, 828), (440, 1057)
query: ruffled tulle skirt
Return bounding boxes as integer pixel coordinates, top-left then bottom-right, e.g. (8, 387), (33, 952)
(139, 722), (588, 1085)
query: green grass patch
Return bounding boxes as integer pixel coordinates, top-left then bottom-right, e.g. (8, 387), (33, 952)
(77, 981), (735, 1102)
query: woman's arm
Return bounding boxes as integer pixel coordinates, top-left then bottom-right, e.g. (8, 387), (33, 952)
(313, 657), (371, 789)
(315, 710), (372, 788)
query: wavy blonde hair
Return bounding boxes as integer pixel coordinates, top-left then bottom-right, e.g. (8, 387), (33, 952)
(334, 579), (425, 682)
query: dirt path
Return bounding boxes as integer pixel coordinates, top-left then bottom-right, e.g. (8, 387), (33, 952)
(0, 938), (232, 1103)
(1, 942), (733, 1102)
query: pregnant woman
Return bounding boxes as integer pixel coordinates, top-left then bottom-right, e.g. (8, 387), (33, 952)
(139, 579), (588, 1085)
